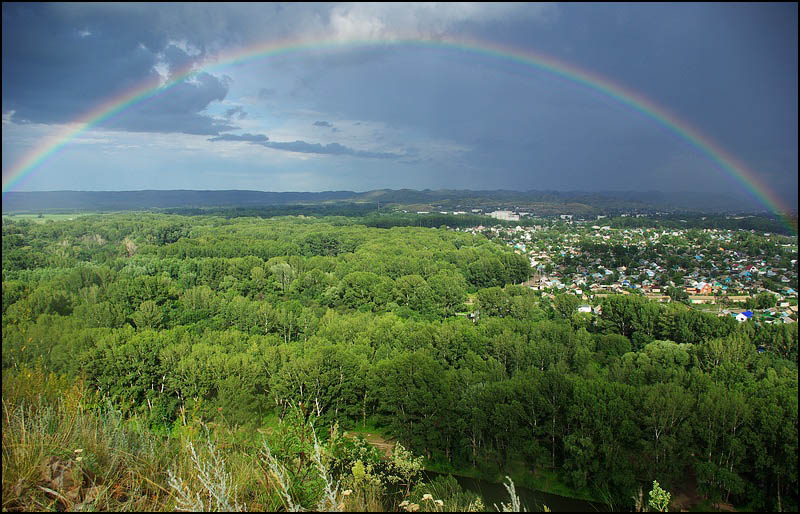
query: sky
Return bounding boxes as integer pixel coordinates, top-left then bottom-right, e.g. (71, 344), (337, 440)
(2, 2), (797, 211)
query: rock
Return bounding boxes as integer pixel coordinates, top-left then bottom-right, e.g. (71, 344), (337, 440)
(39, 456), (83, 505)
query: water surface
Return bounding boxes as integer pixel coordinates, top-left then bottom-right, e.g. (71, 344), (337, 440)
(423, 471), (612, 512)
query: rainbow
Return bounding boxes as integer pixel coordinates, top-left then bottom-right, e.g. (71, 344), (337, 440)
(2, 35), (795, 231)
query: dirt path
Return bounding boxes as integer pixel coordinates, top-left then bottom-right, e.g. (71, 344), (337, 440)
(343, 431), (396, 458)
(667, 465), (739, 512)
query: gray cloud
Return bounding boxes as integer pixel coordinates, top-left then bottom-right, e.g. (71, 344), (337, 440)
(1, 2), (555, 135)
(224, 106), (247, 120)
(2, 3), (796, 207)
(2, 4), (233, 135)
(208, 132), (403, 159)
(208, 133), (268, 142)
(102, 71), (236, 135)
(260, 140), (400, 159)
(313, 120), (333, 127)
(161, 43), (196, 77)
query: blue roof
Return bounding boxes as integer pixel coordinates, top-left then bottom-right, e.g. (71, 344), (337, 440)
(743, 311), (754, 318)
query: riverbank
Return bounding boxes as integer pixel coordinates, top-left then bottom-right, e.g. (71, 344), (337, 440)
(344, 421), (610, 509)
(423, 458), (610, 507)
(341, 421), (742, 512)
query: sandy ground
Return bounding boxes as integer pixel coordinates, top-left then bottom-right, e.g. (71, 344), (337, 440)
(343, 431), (396, 458)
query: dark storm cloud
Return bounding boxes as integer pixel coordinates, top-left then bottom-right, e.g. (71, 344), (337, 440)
(208, 132), (402, 159)
(1, 3), (233, 135)
(261, 140), (400, 159)
(208, 133), (268, 143)
(284, 5), (796, 206)
(2, 2), (796, 206)
(102, 72), (237, 135)
(161, 43), (196, 76)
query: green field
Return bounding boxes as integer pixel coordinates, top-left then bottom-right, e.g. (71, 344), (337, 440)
(2, 212), (96, 223)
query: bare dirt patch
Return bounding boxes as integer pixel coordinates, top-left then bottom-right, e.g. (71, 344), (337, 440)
(343, 431), (396, 458)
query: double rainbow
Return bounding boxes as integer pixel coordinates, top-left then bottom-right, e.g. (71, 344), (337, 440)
(2, 35), (795, 232)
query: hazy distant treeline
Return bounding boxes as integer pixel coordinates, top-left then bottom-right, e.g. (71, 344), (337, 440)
(2, 188), (772, 214)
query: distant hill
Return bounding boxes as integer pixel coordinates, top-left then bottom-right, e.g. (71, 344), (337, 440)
(1, 190), (359, 212)
(1, 188), (770, 214)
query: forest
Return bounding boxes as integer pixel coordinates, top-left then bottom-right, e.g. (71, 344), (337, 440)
(2, 212), (797, 511)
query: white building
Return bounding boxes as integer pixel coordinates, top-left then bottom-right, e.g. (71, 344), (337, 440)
(488, 210), (520, 221)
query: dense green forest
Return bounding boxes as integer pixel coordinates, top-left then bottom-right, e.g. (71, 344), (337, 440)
(2, 213), (797, 511)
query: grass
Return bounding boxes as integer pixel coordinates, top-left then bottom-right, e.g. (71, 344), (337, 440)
(422, 457), (604, 505)
(1, 367), (302, 511)
(504, 466), (600, 504)
(2, 370), (448, 512)
(2, 368), (553, 512)
(2, 367), (176, 511)
(349, 417), (606, 507)
(347, 416), (391, 437)
(3, 213), (96, 223)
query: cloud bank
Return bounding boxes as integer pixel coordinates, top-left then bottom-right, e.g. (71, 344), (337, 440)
(209, 132), (404, 159)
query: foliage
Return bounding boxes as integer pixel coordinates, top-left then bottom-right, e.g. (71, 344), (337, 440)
(647, 480), (671, 512)
(2, 212), (798, 512)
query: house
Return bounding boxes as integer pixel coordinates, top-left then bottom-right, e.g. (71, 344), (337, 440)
(695, 282), (712, 295)
(577, 304), (592, 313)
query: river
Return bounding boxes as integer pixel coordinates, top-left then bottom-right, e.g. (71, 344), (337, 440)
(423, 471), (613, 512)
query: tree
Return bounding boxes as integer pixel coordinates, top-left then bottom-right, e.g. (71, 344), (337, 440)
(271, 262), (295, 294)
(648, 480), (671, 512)
(132, 300), (164, 330)
(755, 292), (777, 310)
(476, 287), (512, 318)
(394, 275), (434, 313)
(428, 271), (468, 317)
(667, 286), (689, 304)
(371, 351), (446, 458)
(553, 294), (580, 319)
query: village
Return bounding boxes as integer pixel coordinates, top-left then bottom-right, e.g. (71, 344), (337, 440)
(453, 214), (799, 325)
